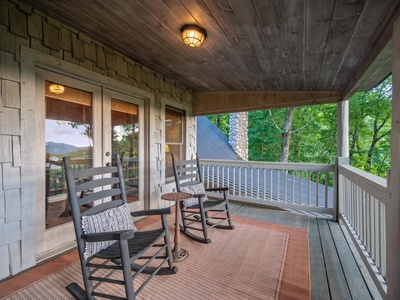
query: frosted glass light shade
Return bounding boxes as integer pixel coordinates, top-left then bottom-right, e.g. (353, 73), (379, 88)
(180, 24), (207, 48)
(49, 84), (65, 95)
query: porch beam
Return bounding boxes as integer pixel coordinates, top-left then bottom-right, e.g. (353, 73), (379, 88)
(192, 91), (341, 116)
(387, 14), (400, 300)
(342, 2), (400, 100)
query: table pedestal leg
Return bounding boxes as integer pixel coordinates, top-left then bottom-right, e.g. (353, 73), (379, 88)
(173, 203), (188, 262)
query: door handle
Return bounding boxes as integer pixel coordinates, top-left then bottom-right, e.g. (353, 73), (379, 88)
(106, 162), (111, 167)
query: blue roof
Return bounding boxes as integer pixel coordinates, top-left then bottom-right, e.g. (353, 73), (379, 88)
(196, 116), (241, 160)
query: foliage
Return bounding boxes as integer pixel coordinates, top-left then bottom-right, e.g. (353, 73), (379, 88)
(112, 124), (139, 158)
(205, 76), (392, 179)
(247, 104), (338, 165)
(62, 148), (91, 159)
(207, 114), (229, 137)
(349, 76), (392, 177)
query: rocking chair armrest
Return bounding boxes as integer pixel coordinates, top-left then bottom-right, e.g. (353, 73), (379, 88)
(81, 230), (135, 242)
(205, 187), (228, 192)
(192, 193), (206, 199)
(130, 207), (171, 217)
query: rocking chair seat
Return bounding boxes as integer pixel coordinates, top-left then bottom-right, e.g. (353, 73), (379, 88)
(92, 228), (166, 259)
(187, 199), (225, 209)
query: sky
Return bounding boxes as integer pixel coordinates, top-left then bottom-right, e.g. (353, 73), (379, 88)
(45, 119), (92, 148)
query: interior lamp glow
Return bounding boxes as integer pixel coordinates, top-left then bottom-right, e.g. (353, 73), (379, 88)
(49, 84), (65, 95)
(180, 24), (207, 48)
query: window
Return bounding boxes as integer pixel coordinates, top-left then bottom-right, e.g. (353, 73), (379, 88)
(165, 107), (184, 180)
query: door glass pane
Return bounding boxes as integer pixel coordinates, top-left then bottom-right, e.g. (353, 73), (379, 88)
(45, 81), (93, 229)
(111, 99), (139, 203)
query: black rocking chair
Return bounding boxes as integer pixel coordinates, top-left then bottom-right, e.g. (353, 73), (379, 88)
(63, 154), (177, 300)
(171, 153), (234, 244)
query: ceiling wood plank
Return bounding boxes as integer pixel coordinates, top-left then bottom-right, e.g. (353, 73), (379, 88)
(226, 0), (279, 89)
(318, 0), (366, 89)
(331, 0), (394, 90)
(254, 0), (292, 89)
(343, 1), (400, 98)
(279, 0), (305, 90)
(350, 41), (392, 93)
(201, 0), (275, 90)
(304, 0), (335, 90)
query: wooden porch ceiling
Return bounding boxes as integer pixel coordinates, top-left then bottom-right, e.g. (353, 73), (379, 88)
(23, 0), (399, 114)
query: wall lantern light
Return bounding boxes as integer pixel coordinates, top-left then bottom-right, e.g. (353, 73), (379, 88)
(180, 24), (207, 48)
(49, 84), (65, 95)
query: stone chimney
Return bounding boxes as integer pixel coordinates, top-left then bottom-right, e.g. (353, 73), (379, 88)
(229, 112), (248, 160)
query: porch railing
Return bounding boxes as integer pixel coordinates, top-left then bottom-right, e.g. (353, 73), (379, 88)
(338, 164), (388, 297)
(46, 158), (92, 199)
(200, 159), (335, 215)
(199, 158), (387, 297)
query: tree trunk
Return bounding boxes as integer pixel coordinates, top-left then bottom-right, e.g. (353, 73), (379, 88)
(366, 118), (391, 171)
(350, 126), (359, 157)
(216, 115), (221, 128)
(280, 107), (295, 162)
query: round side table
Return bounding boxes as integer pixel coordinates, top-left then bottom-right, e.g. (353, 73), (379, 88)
(161, 192), (192, 262)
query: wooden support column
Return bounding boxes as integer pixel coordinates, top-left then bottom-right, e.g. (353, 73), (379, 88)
(335, 100), (349, 221)
(387, 15), (400, 300)
(337, 100), (349, 158)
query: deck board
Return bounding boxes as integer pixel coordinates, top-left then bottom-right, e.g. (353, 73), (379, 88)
(231, 203), (308, 229)
(232, 204), (379, 299)
(328, 220), (373, 300)
(316, 218), (352, 299)
(309, 218), (330, 299)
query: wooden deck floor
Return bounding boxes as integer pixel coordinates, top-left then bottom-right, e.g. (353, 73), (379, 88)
(230, 203), (382, 300)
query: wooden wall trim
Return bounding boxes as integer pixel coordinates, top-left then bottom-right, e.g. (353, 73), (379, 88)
(387, 13), (400, 300)
(192, 90), (342, 116)
(20, 56), (37, 270)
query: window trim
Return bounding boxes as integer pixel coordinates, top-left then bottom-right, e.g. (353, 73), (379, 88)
(164, 106), (185, 183)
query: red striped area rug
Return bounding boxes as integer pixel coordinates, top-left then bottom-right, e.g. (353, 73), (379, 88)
(0, 214), (310, 300)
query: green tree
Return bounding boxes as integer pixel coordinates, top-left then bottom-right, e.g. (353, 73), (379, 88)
(248, 109), (283, 161)
(349, 76), (392, 177)
(247, 105), (337, 164)
(207, 114), (229, 137)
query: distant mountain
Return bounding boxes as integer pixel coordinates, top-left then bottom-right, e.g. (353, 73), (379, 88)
(46, 142), (84, 154)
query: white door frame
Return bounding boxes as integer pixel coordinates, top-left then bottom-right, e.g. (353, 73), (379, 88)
(102, 88), (145, 212)
(34, 68), (103, 261)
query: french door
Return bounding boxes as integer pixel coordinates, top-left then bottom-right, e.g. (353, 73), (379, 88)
(35, 69), (144, 261)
